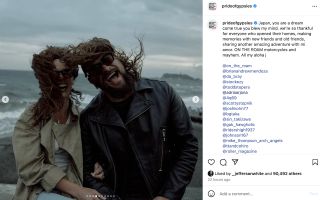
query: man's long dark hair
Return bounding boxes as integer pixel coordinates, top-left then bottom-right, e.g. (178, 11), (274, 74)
(31, 46), (81, 128)
(73, 37), (144, 88)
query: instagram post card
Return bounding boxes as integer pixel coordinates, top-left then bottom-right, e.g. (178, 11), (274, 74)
(204, 0), (320, 199)
(0, 1), (202, 199)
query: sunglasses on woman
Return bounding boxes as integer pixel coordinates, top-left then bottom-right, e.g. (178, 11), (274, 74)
(89, 53), (115, 73)
(54, 68), (79, 78)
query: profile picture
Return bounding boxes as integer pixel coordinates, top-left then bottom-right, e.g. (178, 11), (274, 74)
(209, 2), (217, 10)
(209, 21), (217, 29)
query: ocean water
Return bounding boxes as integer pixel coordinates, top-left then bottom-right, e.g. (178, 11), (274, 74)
(0, 70), (202, 136)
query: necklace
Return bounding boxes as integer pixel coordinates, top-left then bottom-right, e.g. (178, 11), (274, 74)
(53, 112), (70, 124)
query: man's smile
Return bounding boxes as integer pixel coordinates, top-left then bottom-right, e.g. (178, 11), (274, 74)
(105, 69), (119, 82)
(102, 68), (125, 88)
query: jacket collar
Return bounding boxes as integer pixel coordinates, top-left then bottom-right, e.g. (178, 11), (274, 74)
(70, 103), (81, 116)
(134, 79), (153, 92)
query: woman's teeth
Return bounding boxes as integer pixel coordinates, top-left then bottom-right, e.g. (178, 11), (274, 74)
(58, 84), (67, 91)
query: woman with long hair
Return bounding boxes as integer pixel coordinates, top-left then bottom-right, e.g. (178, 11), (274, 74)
(12, 46), (105, 200)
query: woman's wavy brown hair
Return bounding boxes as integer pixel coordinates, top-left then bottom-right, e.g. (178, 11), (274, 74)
(73, 37), (144, 88)
(31, 46), (81, 128)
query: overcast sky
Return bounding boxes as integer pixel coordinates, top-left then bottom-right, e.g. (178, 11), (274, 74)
(0, 0), (202, 78)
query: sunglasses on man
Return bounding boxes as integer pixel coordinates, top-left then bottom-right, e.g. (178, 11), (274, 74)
(87, 53), (115, 74)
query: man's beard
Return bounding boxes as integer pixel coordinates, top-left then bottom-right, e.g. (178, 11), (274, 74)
(100, 71), (135, 99)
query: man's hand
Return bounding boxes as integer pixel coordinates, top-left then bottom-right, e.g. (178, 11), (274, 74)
(153, 196), (169, 200)
(91, 162), (105, 180)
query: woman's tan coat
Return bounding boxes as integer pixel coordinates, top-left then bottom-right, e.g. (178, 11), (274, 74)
(12, 105), (83, 200)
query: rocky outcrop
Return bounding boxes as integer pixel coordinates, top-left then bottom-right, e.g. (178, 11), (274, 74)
(0, 136), (18, 183)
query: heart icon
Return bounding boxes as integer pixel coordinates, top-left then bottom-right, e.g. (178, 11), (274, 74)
(208, 159), (215, 165)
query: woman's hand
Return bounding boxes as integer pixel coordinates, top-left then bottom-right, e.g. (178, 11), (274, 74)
(56, 178), (106, 200)
(91, 162), (105, 180)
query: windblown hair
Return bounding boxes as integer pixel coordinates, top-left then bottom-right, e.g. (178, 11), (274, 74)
(31, 46), (81, 128)
(74, 37), (144, 83)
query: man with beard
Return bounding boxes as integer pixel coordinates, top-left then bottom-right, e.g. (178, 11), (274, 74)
(76, 38), (198, 200)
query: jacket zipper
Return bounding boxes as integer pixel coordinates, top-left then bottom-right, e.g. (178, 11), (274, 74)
(125, 103), (151, 126)
(91, 124), (117, 193)
(159, 128), (166, 172)
(102, 133), (117, 193)
(125, 105), (154, 198)
(104, 154), (117, 193)
(111, 158), (117, 192)
(127, 136), (153, 199)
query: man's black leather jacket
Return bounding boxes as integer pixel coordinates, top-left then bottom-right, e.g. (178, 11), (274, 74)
(80, 78), (198, 200)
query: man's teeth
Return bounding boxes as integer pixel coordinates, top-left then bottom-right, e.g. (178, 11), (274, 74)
(107, 71), (117, 80)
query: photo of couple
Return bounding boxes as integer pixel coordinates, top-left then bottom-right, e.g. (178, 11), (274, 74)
(11, 37), (198, 200)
